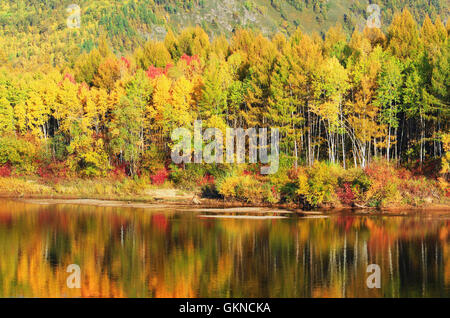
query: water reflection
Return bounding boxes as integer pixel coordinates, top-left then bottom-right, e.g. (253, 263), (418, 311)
(0, 199), (448, 298)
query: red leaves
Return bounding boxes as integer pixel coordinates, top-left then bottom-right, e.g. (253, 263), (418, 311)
(145, 54), (198, 80)
(180, 54), (200, 66)
(36, 161), (68, 182)
(364, 161), (395, 183)
(146, 65), (164, 79)
(63, 73), (76, 84)
(287, 167), (300, 180)
(121, 56), (130, 69)
(337, 182), (355, 205)
(179, 54), (201, 78)
(150, 168), (169, 185)
(197, 174), (214, 186)
(271, 185), (278, 196)
(146, 64), (173, 79)
(409, 159), (441, 179)
(111, 163), (127, 180)
(0, 165), (11, 177)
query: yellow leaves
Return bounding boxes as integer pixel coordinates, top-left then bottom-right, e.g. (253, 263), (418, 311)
(0, 96), (14, 134)
(172, 76), (194, 110)
(153, 74), (172, 116)
(324, 24), (347, 54)
(151, 74), (172, 132)
(68, 135), (110, 177)
(25, 90), (47, 136)
(0, 48), (7, 65)
(314, 57), (348, 125)
(295, 162), (342, 207)
(110, 127), (121, 139)
(78, 85), (110, 133)
(227, 52), (243, 77)
(387, 9), (420, 60)
(136, 40), (172, 69)
(93, 58), (122, 91)
(205, 115), (227, 136)
(294, 32), (324, 71)
(55, 79), (81, 133)
(349, 30), (372, 58)
(440, 133), (450, 177)
(317, 101), (339, 124)
(346, 100), (380, 144)
(421, 15), (448, 64)
(211, 35), (230, 60)
(344, 45), (385, 144)
(178, 26), (211, 59)
(89, 87), (108, 120)
(13, 100), (27, 133)
(296, 170), (310, 197)
(107, 86), (124, 111)
(18, 76), (67, 138)
(217, 174), (266, 203)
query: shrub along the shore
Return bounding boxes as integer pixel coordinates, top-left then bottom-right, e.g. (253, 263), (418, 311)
(205, 159), (447, 208)
(0, 158), (447, 209)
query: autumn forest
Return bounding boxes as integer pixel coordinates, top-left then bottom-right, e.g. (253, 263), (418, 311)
(0, 6), (449, 209)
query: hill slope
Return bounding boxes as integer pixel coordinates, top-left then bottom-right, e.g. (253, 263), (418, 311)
(0, 0), (448, 67)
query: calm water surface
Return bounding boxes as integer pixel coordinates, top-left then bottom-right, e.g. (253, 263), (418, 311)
(0, 199), (448, 298)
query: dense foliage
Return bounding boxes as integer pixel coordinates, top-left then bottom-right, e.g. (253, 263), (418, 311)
(0, 6), (449, 207)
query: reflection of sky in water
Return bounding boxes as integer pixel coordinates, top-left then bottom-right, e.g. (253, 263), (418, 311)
(0, 199), (448, 298)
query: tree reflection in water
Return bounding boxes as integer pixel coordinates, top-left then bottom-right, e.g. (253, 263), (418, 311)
(0, 200), (448, 298)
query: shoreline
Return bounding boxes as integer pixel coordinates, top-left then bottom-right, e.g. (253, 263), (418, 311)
(1, 193), (449, 213)
(0, 175), (448, 213)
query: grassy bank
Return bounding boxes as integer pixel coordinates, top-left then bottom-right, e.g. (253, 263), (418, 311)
(0, 176), (191, 202)
(0, 160), (448, 210)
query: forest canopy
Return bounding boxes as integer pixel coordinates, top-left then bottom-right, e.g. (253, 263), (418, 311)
(0, 8), (448, 179)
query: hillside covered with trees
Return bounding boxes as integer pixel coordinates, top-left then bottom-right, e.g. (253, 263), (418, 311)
(0, 4), (449, 208)
(0, 0), (448, 68)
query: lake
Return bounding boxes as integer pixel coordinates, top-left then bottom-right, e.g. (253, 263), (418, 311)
(0, 199), (448, 298)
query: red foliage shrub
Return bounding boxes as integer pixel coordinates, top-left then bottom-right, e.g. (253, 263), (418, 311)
(197, 174), (215, 186)
(0, 164), (12, 177)
(287, 167), (300, 180)
(150, 168), (169, 185)
(271, 185), (278, 196)
(396, 167), (412, 180)
(410, 159), (441, 179)
(36, 161), (68, 182)
(336, 182), (355, 205)
(364, 161), (394, 181)
(111, 163), (127, 180)
(241, 168), (266, 181)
